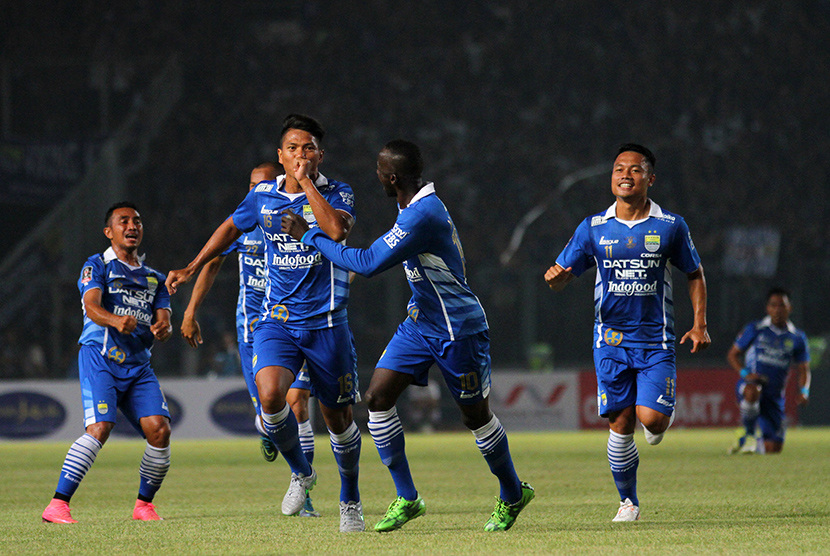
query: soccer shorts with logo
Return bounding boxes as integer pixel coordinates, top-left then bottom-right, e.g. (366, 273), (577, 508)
(252, 321), (358, 408)
(238, 341), (311, 413)
(593, 344), (675, 417)
(376, 319), (491, 405)
(78, 345), (170, 429)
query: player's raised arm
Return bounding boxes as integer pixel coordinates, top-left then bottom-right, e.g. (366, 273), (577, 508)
(166, 217), (241, 295)
(181, 255), (226, 347)
(679, 264), (711, 353)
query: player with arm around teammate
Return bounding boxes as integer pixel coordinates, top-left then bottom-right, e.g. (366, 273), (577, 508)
(545, 144), (710, 522)
(42, 202), (173, 524)
(282, 139), (535, 533)
(727, 287), (810, 454)
(180, 162), (319, 516)
(167, 114), (365, 533)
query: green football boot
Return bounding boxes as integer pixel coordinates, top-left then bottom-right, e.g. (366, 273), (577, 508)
(483, 482), (535, 532)
(374, 496), (426, 532)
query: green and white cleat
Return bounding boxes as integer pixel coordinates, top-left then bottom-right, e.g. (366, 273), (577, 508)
(374, 496), (426, 532)
(260, 434), (278, 462)
(484, 482), (535, 532)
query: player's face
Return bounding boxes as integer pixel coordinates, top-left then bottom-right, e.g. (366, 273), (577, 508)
(766, 294), (791, 327)
(376, 151), (397, 197)
(278, 129), (323, 178)
(249, 166), (278, 191)
(611, 151), (655, 201)
(104, 207), (143, 250)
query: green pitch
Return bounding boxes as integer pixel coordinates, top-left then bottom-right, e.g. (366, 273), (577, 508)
(2, 428), (829, 555)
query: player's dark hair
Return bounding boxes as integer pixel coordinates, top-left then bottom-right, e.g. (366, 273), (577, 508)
(766, 286), (791, 301)
(104, 201), (139, 226)
(617, 143), (656, 172)
(383, 139), (423, 179)
(280, 114), (325, 145)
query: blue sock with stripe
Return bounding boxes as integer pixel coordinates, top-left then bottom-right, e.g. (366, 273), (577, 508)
(138, 443), (170, 502)
(472, 415), (522, 504)
(608, 430), (639, 505)
(298, 419), (315, 466)
(54, 433), (102, 501)
(330, 422), (361, 503)
(368, 407), (418, 500)
(262, 405), (311, 475)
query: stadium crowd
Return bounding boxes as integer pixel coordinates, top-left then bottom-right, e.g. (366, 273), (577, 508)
(1, 1), (829, 379)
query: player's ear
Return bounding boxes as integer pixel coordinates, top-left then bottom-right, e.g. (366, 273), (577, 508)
(318, 149), (324, 163)
(104, 226), (113, 239)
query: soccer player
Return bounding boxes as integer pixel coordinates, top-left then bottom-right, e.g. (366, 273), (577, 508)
(166, 114), (364, 533)
(281, 139), (535, 533)
(727, 287), (810, 454)
(180, 162), (319, 517)
(545, 143), (710, 522)
(42, 202), (173, 523)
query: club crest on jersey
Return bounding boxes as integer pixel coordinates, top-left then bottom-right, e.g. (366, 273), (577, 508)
(146, 276), (158, 294)
(271, 304), (289, 322)
(302, 205), (315, 223)
(97, 401), (109, 414)
(625, 236), (636, 249)
(81, 266), (93, 284)
(644, 234), (660, 252)
(107, 347), (126, 364)
(604, 329), (623, 346)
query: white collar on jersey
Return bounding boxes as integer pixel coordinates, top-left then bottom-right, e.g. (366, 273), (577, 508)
(276, 172), (329, 191)
(103, 246), (145, 269)
(399, 182), (435, 212)
(603, 199), (664, 220)
(760, 315), (797, 335)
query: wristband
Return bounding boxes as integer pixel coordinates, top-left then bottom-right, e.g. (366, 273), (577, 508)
(740, 368), (749, 378)
(801, 386), (810, 398)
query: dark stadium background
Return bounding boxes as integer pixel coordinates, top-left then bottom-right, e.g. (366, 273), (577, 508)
(1, 2), (827, 425)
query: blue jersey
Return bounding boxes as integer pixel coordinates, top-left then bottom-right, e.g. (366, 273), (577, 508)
(556, 201), (701, 349)
(78, 247), (171, 367)
(231, 173), (356, 330)
(735, 316), (810, 397)
(221, 228), (267, 344)
(301, 183), (488, 340)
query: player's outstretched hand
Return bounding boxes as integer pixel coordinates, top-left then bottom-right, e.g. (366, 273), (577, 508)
(281, 209), (310, 241)
(680, 325), (711, 353)
(544, 264), (574, 291)
(165, 268), (194, 295)
(180, 315), (203, 348)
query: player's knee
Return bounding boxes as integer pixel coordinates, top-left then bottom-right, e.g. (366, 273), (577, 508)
(364, 388), (394, 412)
(144, 419), (171, 447)
(86, 421), (113, 444)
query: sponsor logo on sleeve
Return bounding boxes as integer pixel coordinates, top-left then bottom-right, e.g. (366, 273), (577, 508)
(81, 266), (93, 284)
(383, 224), (409, 249)
(339, 191), (355, 207)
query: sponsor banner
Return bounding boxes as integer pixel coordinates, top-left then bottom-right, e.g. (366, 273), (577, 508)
(490, 371), (579, 430)
(578, 367), (801, 429)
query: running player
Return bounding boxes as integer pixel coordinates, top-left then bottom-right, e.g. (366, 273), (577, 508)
(545, 143), (710, 522)
(42, 202), (173, 523)
(166, 114), (364, 533)
(281, 139), (535, 533)
(180, 162), (319, 516)
(727, 287), (810, 454)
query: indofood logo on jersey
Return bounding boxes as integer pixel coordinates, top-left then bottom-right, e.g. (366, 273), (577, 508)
(607, 281), (658, 296)
(271, 251), (322, 269)
(644, 233), (661, 252)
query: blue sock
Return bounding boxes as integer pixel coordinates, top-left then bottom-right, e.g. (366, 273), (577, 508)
(55, 433), (102, 500)
(298, 419), (315, 466)
(138, 443), (170, 502)
(368, 408), (418, 500)
(740, 399), (760, 439)
(472, 415), (522, 504)
(608, 430), (639, 505)
(330, 422), (361, 503)
(262, 405), (311, 475)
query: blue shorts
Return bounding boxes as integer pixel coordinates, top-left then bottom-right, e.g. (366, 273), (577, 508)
(238, 341), (311, 414)
(78, 345), (170, 431)
(736, 381), (785, 443)
(376, 319), (491, 405)
(593, 344), (676, 417)
(253, 321), (358, 408)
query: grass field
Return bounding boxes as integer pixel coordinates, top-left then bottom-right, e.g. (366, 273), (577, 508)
(2, 428), (829, 556)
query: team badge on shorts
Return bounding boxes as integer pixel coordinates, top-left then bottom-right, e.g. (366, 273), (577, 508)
(604, 328), (623, 346)
(97, 401), (109, 414)
(644, 234), (661, 252)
